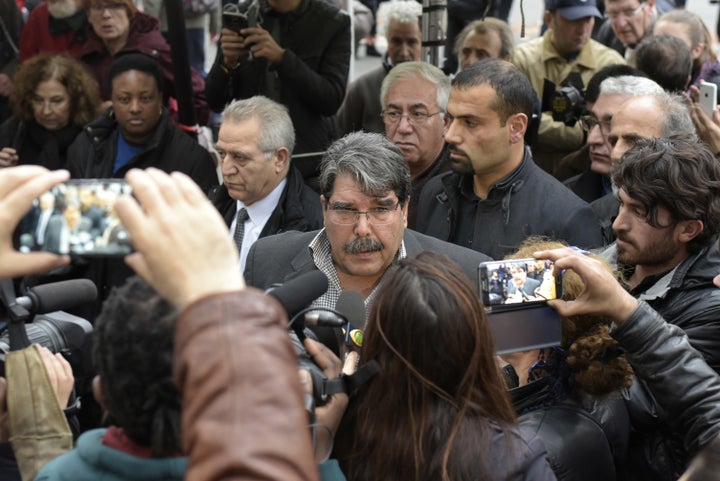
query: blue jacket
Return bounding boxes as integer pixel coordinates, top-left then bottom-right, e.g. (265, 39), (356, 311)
(34, 429), (187, 481)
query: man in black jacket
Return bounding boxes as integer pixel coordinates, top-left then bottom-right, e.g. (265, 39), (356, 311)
(209, 96), (322, 272)
(205, 0), (351, 180)
(416, 59), (602, 260)
(602, 135), (720, 481)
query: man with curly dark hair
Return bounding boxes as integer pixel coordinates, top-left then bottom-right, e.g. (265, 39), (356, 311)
(603, 134), (720, 481)
(34, 276), (185, 480)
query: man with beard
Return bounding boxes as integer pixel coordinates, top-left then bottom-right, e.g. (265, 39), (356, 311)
(244, 131), (489, 347)
(602, 135), (720, 481)
(19, 0), (88, 61)
(416, 59), (602, 261)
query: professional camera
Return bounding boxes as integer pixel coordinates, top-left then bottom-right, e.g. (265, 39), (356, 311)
(0, 311), (93, 380)
(0, 279), (96, 390)
(542, 72), (586, 127)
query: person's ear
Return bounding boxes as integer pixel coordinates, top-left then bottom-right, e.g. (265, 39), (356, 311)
(544, 10), (554, 29)
(677, 219), (704, 244)
(507, 113), (528, 143)
(274, 147), (289, 173)
(92, 375), (108, 411)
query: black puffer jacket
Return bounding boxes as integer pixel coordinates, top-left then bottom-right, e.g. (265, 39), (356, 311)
(67, 107), (218, 194)
(205, 0), (350, 178)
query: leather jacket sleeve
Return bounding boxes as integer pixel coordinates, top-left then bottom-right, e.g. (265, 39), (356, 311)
(613, 301), (720, 456)
(173, 289), (319, 481)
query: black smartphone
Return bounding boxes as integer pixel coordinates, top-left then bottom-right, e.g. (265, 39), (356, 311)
(18, 179), (133, 257)
(478, 258), (562, 308)
(222, 3), (250, 32)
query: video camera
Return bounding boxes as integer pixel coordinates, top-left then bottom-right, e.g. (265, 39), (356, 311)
(0, 279), (96, 389)
(542, 72), (586, 127)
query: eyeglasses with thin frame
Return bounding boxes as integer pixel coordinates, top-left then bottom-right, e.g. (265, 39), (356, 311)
(90, 3), (126, 13)
(381, 109), (444, 127)
(326, 202), (401, 225)
(578, 114), (611, 135)
(604, 2), (645, 21)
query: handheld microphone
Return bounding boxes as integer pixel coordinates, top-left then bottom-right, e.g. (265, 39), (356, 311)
(267, 270), (329, 319)
(302, 290), (366, 328)
(15, 280), (98, 314)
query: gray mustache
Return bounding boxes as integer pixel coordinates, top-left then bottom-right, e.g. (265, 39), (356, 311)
(344, 237), (383, 254)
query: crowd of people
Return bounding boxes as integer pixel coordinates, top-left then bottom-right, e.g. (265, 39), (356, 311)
(3, 0), (720, 480)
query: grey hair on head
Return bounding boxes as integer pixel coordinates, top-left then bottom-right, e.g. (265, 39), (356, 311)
(221, 95), (296, 156)
(319, 131), (411, 204)
(380, 61), (451, 111)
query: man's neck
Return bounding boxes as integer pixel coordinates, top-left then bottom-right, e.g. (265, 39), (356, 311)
(627, 252), (689, 290)
(410, 145), (444, 181)
(472, 145), (524, 199)
(336, 270), (382, 299)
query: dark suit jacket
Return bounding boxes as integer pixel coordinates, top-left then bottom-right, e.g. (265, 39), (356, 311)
(245, 228), (492, 293)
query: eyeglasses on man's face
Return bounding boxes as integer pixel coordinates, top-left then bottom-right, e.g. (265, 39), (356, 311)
(579, 114), (612, 135)
(381, 109), (443, 127)
(604, 2), (645, 21)
(326, 202), (401, 225)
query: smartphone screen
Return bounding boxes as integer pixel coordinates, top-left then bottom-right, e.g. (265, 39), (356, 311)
(18, 179), (133, 257)
(478, 258), (562, 308)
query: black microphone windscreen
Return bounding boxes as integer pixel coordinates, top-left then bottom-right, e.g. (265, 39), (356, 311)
(268, 270), (329, 318)
(29, 279), (98, 314)
(336, 290), (365, 329)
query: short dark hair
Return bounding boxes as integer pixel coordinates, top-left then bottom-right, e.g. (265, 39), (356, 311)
(612, 135), (720, 253)
(93, 276), (180, 456)
(636, 35), (692, 93)
(451, 58), (536, 124)
(108, 53), (165, 95)
(585, 64), (646, 104)
(319, 131), (411, 205)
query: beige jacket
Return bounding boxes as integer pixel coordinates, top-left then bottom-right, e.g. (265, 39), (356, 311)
(513, 31), (625, 173)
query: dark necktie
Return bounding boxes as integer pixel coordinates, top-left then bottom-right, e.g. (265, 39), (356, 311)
(233, 208), (249, 254)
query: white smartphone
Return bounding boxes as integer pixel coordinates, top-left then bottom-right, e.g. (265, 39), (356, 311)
(700, 81), (717, 118)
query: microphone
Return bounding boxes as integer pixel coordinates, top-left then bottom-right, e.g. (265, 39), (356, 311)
(303, 290), (365, 328)
(15, 280), (98, 314)
(267, 270), (329, 319)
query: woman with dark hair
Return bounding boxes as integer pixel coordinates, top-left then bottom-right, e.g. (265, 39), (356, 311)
(79, 0), (210, 125)
(338, 251), (556, 481)
(501, 238), (634, 481)
(67, 53), (217, 192)
(0, 54), (100, 169)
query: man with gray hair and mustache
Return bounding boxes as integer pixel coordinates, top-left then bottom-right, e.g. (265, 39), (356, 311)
(19, 0), (88, 61)
(244, 131), (489, 350)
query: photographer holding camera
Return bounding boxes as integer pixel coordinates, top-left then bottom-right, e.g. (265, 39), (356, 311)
(512, 0), (625, 174)
(206, 0), (351, 182)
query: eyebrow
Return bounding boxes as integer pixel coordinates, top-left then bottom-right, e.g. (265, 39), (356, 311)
(329, 197), (397, 209)
(386, 102), (430, 110)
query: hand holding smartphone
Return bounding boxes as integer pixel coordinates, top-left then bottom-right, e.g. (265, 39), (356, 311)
(18, 179), (133, 257)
